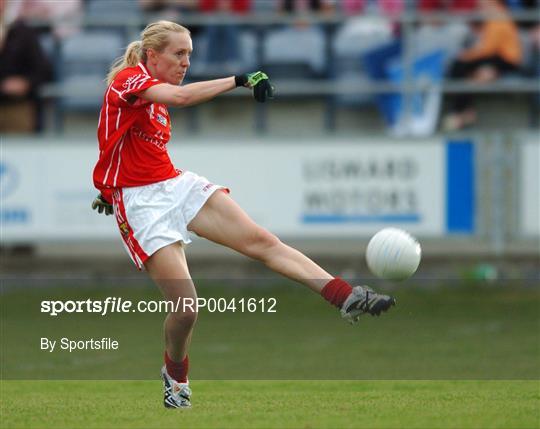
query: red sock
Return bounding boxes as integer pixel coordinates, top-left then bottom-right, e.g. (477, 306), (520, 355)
(321, 277), (353, 308)
(164, 352), (189, 383)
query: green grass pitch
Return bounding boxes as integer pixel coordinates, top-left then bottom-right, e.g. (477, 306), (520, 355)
(1, 380), (539, 428)
(1, 281), (539, 428)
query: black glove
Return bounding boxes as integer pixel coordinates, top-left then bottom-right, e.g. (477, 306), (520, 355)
(235, 71), (274, 103)
(91, 193), (113, 216)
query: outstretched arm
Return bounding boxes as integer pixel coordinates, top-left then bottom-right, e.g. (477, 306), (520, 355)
(138, 72), (274, 107)
(139, 77), (236, 107)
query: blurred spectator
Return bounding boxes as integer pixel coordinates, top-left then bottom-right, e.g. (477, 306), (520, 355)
(525, 1), (540, 82)
(516, 0), (539, 29)
(342, 0), (403, 36)
(443, 0), (523, 131)
(521, 0), (539, 7)
(342, 0), (404, 17)
(280, 0), (335, 14)
(15, 0), (82, 39)
(200, 0), (251, 71)
(531, 24), (540, 76)
(529, 0), (540, 44)
(200, 0), (250, 13)
(139, 0), (197, 20)
(417, 0), (477, 13)
(139, 0), (199, 34)
(140, 0), (198, 14)
(2, 0), (22, 24)
(0, 0), (53, 133)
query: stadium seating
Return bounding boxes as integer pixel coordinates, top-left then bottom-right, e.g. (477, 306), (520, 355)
(59, 31), (124, 110)
(262, 26), (326, 78)
(85, 0), (142, 21)
(22, 4), (538, 134)
(189, 30), (258, 78)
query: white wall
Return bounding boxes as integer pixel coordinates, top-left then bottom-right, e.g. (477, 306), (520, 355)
(2, 137), (469, 243)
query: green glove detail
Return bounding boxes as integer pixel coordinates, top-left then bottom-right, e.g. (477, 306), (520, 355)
(91, 193), (114, 216)
(235, 71), (274, 103)
(246, 71), (268, 87)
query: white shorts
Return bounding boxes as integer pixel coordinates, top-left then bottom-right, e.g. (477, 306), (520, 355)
(111, 171), (227, 270)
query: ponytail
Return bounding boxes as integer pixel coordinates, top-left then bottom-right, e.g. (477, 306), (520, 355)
(106, 40), (143, 85)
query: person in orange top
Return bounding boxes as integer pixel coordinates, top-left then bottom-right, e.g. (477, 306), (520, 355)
(444, 0), (523, 131)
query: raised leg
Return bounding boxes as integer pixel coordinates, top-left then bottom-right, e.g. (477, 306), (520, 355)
(188, 191), (333, 293)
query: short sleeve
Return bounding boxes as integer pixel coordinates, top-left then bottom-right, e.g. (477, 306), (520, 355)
(108, 68), (163, 108)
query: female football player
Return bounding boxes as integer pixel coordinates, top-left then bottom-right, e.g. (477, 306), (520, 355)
(92, 20), (395, 408)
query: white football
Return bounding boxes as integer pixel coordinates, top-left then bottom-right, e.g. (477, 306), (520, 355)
(366, 228), (421, 280)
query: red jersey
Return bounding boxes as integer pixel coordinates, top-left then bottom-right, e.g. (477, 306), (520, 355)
(93, 62), (179, 202)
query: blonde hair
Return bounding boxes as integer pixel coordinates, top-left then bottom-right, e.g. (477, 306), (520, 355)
(106, 20), (190, 85)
